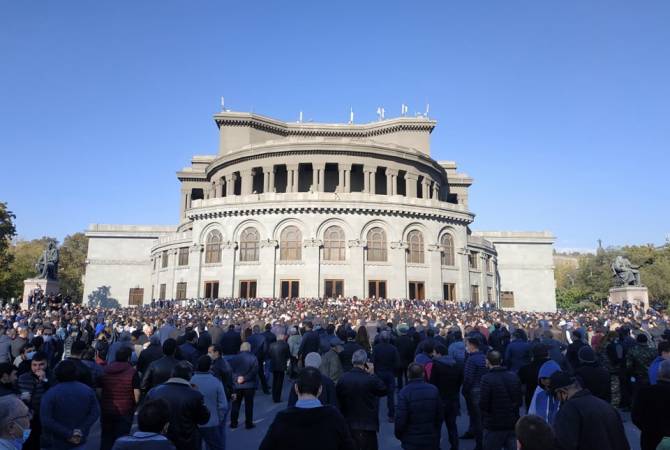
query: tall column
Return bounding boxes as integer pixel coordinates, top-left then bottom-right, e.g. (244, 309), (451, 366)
(405, 172), (418, 198)
(432, 183), (439, 200)
(421, 179), (431, 199)
(343, 165), (351, 193)
(226, 173), (237, 196)
(286, 164), (298, 193)
(268, 167), (276, 193)
(212, 181), (222, 198)
(263, 168), (271, 193)
(385, 169), (397, 196)
(338, 165), (345, 192)
(315, 164), (325, 192)
(363, 166), (374, 194)
(241, 169), (254, 195)
(312, 164), (319, 192)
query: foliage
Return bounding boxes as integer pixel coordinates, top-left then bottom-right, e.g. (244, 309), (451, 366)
(59, 233), (89, 301)
(555, 243), (670, 309)
(1, 237), (55, 300)
(0, 202), (17, 299)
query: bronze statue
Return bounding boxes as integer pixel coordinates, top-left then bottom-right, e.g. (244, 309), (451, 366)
(611, 255), (641, 286)
(36, 240), (59, 280)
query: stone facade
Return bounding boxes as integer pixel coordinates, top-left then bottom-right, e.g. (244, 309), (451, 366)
(83, 111), (556, 311)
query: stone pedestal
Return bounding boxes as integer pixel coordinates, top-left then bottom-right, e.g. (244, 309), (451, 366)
(22, 278), (60, 307)
(608, 286), (649, 307)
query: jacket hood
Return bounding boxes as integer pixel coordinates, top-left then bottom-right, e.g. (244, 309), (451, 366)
(538, 360), (561, 382)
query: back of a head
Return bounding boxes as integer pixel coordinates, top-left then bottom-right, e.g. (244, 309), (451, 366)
(162, 338), (177, 356)
(426, 328), (435, 338)
(0, 395), (26, 432)
(54, 360), (78, 382)
(71, 340), (87, 356)
(434, 344), (448, 357)
(516, 415), (557, 450)
(138, 398), (171, 433)
(380, 330), (391, 343)
(196, 355), (212, 372)
(351, 349), (368, 367)
(115, 346), (132, 363)
(171, 361), (193, 381)
(296, 366), (322, 396)
(252, 325), (261, 334)
(487, 350), (502, 367)
(407, 363), (424, 380)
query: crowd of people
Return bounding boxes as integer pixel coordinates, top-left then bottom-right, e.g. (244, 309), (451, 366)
(0, 294), (669, 450)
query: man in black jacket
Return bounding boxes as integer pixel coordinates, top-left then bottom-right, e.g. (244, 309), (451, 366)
(220, 325), (242, 356)
(268, 334), (290, 402)
(479, 351), (521, 450)
(145, 361), (210, 450)
(632, 360), (670, 450)
(248, 325), (270, 394)
(136, 335), (163, 376)
(518, 344), (550, 410)
(550, 371), (630, 450)
(574, 346), (611, 403)
(336, 349), (387, 450)
(141, 338), (179, 394)
(340, 329), (364, 373)
(298, 322), (321, 364)
(395, 325), (416, 390)
(429, 344), (462, 450)
(259, 367), (355, 450)
(395, 363), (443, 450)
(372, 331), (400, 422)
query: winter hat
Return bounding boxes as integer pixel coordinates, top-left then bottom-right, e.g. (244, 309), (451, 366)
(578, 346), (597, 364)
(305, 352), (322, 368)
(549, 371), (576, 395)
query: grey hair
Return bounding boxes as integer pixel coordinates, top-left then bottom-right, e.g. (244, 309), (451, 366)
(352, 349), (368, 366)
(659, 359), (670, 382)
(0, 395), (26, 434)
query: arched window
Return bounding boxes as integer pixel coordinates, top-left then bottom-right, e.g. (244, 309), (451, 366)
(441, 234), (455, 266)
(366, 227), (387, 262)
(323, 225), (345, 261)
(407, 230), (424, 264)
(239, 227), (259, 262)
(280, 226), (302, 261)
(205, 230), (222, 264)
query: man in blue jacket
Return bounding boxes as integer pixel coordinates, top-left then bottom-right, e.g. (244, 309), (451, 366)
(648, 341), (670, 385)
(395, 363), (443, 450)
(40, 359), (100, 449)
(461, 337), (487, 450)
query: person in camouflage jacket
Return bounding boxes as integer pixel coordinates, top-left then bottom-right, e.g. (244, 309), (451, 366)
(626, 334), (657, 386)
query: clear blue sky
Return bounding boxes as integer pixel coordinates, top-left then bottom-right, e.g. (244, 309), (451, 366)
(1, 1), (668, 250)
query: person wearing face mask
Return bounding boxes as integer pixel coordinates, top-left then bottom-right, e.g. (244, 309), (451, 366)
(0, 395), (32, 450)
(549, 371), (629, 450)
(111, 398), (176, 450)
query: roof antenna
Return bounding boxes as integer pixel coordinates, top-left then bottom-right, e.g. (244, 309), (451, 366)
(401, 103), (408, 116)
(424, 103), (430, 118)
(220, 96), (227, 112)
(349, 107), (354, 124)
(298, 111), (303, 123)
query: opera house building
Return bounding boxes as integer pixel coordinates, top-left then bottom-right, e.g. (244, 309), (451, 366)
(83, 109), (556, 311)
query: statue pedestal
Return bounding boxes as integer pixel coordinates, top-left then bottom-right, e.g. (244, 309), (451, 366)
(22, 278), (60, 308)
(608, 286), (649, 307)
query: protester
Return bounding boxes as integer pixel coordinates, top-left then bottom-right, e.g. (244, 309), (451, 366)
(229, 342), (259, 429)
(631, 360), (670, 450)
(207, 344), (233, 400)
(429, 343), (462, 450)
(268, 334), (290, 403)
(142, 338), (179, 393)
(573, 346), (611, 403)
(98, 346), (141, 450)
(18, 352), (51, 450)
(514, 415), (559, 450)
(648, 340), (670, 385)
(320, 337), (345, 383)
(626, 334), (657, 391)
(0, 363), (18, 397)
(336, 349), (388, 450)
(137, 335), (164, 375)
(461, 337), (487, 450)
(259, 366), (355, 450)
(40, 360), (100, 449)
(518, 344), (551, 410)
(145, 361), (210, 450)
(191, 355), (227, 450)
(247, 325), (270, 394)
(550, 371), (630, 450)
(527, 360), (561, 424)
(0, 395), (32, 450)
(371, 330), (400, 422)
(394, 362), (443, 450)
(288, 352), (337, 407)
(111, 398), (176, 450)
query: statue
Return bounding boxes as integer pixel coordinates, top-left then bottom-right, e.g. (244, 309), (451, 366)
(35, 240), (59, 280)
(611, 255), (641, 287)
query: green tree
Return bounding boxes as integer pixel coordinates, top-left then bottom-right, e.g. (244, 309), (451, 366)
(0, 202), (18, 299)
(59, 233), (89, 301)
(4, 237), (55, 299)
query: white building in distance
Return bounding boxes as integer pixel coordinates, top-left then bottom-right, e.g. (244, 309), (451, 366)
(83, 110), (556, 311)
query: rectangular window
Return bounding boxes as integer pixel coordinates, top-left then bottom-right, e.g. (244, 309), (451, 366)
(151, 285), (154, 300)
(129, 288), (143, 306)
(153, 257), (156, 271)
(204, 281), (219, 299)
(239, 280), (257, 299)
(501, 291), (515, 308)
(161, 250), (169, 268)
(280, 280), (300, 299)
(487, 287), (493, 302)
(443, 283), (456, 301)
(176, 282), (187, 300)
(178, 247), (189, 266)
(408, 281), (425, 300)
(368, 280), (387, 299)
(159, 284), (166, 300)
(486, 256), (493, 273)
(471, 285), (480, 305)
(324, 279), (344, 298)
(468, 252), (479, 270)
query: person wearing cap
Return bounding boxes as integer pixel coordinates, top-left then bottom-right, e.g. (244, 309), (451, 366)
(626, 334), (657, 392)
(289, 352), (336, 407)
(321, 337), (344, 383)
(550, 371), (629, 450)
(632, 359), (670, 450)
(574, 346), (611, 403)
(648, 341), (670, 385)
(336, 349), (387, 450)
